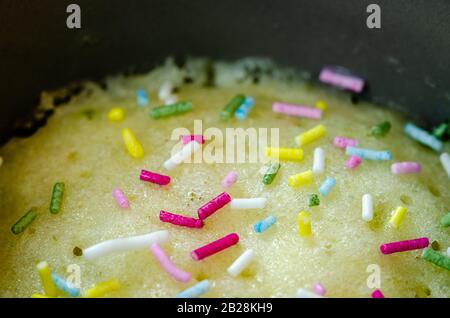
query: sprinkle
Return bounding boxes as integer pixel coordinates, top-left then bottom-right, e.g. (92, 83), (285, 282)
(227, 249), (255, 277)
(272, 102), (322, 119)
(432, 122), (449, 140)
(121, 128), (144, 159)
(380, 237), (429, 254)
(391, 162), (421, 174)
(197, 192), (231, 220)
(346, 146), (392, 161)
(222, 171), (238, 188)
(254, 215), (276, 233)
(371, 289), (385, 298)
(297, 288), (322, 298)
(295, 124), (326, 146)
(312, 147), (325, 174)
(315, 100), (327, 111)
(11, 208), (37, 234)
(230, 198), (267, 209)
(49, 182), (65, 214)
(84, 279), (121, 298)
(313, 283), (326, 296)
(191, 233), (239, 261)
(235, 96), (255, 120)
(422, 248), (450, 271)
(176, 280), (210, 298)
(158, 81), (174, 101)
(308, 194), (320, 207)
(107, 107), (125, 121)
(440, 212), (450, 227)
(262, 162), (281, 185)
(140, 169), (171, 186)
(362, 194), (373, 222)
(136, 89), (149, 106)
(51, 273), (80, 297)
(297, 211), (312, 237)
(318, 177), (336, 197)
(163, 141), (202, 170)
(160, 210), (203, 228)
(112, 188), (129, 209)
(346, 155), (362, 169)
(149, 101), (192, 119)
(181, 135), (205, 145)
(319, 66), (365, 93)
(150, 243), (192, 283)
(221, 95), (245, 120)
(440, 153), (450, 178)
(404, 122), (443, 152)
(36, 261), (57, 297)
(447, 247), (450, 257)
(389, 206), (407, 229)
(83, 230), (169, 260)
(370, 121), (391, 138)
(288, 170), (314, 188)
(265, 147), (303, 161)
(333, 136), (358, 149)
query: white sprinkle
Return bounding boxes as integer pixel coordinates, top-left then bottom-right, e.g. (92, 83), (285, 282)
(440, 152), (450, 178)
(158, 81), (174, 101)
(312, 147), (325, 174)
(296, 288), (323, 298)
(362, 194), (373, 222)
(227, 249), (254, 277)
(83, 230), (169, 260)
(230, 198), (267, 209)
(164, 95), (178, 105)
(163, 141), (202, 170)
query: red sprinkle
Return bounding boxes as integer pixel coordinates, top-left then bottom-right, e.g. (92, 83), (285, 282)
(191, 233), (239, 261)
(380, 237), (429, 255)
(197, 192), (231, 220)
(159, 210), (203, 229)
(371, 289), (384, 298)
(140, 169), (171, 186)
(181, 135), (205, 145)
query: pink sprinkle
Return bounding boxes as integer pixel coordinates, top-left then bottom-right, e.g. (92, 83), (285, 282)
(140, 169), (171, 186)
(150, 243), (192, 282)
(391, 162), (421, 174)
(222, 171), (238, 188)
(371, 289), (385, 298)
(159, 210), (203, 229)
(333, 136), (358, 149)
(197, 192), (231, 220)
(112, 188), (129, 209)
(191, 233), (239, 261)
(380, 237), (429, 255)
(346, 155), (362, 169)
(313, 283), (326, 296)
(319, 66), (365, 93)
(181, 135), (205, 145)
(272, 102), (322, 119)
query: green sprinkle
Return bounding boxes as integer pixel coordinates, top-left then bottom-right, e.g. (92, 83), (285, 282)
(370, 121), (391, 138)
(81, 109), (96, 120)
(50, 182), (65, 214)
(262, 162), (281, 185)
(422, 248), (450, 271)
(220, 95), (245, 120)
(308, 194), (320, 207)
(11, 208), (37, 234)
(149, 101), (192, 119)
(440, 212), (450, 227)
(432, 122), (450, 140)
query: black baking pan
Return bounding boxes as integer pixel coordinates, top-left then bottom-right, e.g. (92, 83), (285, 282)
(0, 0), (449, 144)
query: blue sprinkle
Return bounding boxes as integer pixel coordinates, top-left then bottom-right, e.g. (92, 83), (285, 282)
(319, 177), (336, 197)
(404, 122), (443, 152)
(51, 273), (80, 297)
(136, 89), (149, 107)
(346, 146), (392, 160)
(254, 215), (277, 233)
(235, 96), (255, 120)
(176, 280), (210, 298)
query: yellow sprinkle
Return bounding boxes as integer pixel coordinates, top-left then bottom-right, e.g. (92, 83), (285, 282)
(84, 279), (121, 298)
(295, 124), (326, 146)
(297, 211), (312, 236)
(31, 293), (51, 298)
(288, 170), (314, 188)
(265, 147), (303, 161)
(121, 128), (144, 159)
(108, 107), (125, 121)
(36, 261), (57, 297)
(389, 206), (407, 229)
(315, 100), (328, 111)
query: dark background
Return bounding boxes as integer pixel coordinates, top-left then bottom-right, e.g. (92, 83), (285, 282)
(0, 0), (449, 143)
